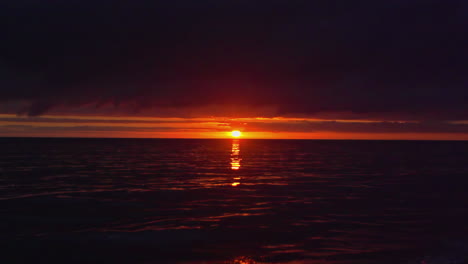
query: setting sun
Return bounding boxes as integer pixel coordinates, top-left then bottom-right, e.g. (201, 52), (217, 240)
(231, 130), (242, 138)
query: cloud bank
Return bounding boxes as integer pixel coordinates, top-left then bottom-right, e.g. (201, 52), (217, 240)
(0, 0), (467, 121)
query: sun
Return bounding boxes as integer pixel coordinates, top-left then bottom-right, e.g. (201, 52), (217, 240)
(231, 130), (242, 138)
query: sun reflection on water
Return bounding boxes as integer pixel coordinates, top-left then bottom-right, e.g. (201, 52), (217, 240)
(230, 139), (242, 186)
(231, 139), (241, 170)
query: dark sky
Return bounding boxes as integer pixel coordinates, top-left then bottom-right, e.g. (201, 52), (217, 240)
(1, 0), (467, 121)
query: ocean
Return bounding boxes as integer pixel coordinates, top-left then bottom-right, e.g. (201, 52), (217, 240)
(1, 138), (468, 264)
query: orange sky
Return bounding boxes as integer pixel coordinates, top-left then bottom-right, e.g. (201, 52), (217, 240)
(1, 114), (468, 140)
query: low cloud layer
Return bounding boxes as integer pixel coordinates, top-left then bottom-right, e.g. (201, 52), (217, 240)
(1, 115), (468, 140)
(1, 0), (467, 121)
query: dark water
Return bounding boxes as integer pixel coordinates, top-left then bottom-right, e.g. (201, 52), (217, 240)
(2, 138), (468, 264)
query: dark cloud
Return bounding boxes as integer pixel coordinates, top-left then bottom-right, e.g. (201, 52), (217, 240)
(0, 0), (467, 119)
(0, 125), (212, 133)
(0, 116), (213, 124)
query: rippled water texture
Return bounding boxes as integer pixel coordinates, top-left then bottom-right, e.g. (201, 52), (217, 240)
(2, 138), (468, 263)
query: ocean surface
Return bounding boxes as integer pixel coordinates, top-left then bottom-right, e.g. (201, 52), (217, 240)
(2, 138), (468, 264)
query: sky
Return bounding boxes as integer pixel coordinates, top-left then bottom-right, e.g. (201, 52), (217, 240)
(1, 0), (468, 139)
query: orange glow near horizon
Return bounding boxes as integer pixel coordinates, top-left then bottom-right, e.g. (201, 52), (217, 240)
(1, 114), (468, 140)
(2, 128), (468, 141)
